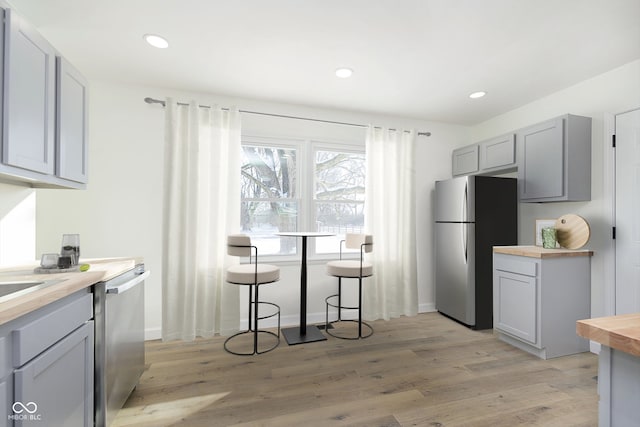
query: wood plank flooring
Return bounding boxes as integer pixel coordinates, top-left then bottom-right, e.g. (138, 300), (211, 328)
(113, 313), (598, 426)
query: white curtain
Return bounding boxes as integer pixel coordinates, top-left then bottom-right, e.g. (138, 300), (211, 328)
(162, 99), (241, 341)
(364, 126), (418, 320)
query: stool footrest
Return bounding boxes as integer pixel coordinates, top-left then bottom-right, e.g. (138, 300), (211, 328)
(325, 294), (373, 340)
(224, 301), (281, 355)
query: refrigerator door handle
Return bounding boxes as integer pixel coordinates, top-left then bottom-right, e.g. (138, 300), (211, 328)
(462, 182), (468, 222)
(462, 181), (469, 263)
(462, 223), (468, 264)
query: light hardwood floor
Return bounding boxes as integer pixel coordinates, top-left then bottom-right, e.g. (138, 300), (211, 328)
(113, 313), (598, 427)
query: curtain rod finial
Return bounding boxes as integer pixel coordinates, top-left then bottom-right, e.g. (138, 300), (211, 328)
(144, 97), (166, 106)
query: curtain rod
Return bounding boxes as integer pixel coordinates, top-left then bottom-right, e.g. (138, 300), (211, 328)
(143, 97), (431, 137)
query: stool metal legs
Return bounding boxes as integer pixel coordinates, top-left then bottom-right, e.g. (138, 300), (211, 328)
(224, 284), (281, 355)
(325, 277), (373, 340)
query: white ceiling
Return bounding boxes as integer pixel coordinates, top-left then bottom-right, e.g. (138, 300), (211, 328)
(8, 0), (640, 125)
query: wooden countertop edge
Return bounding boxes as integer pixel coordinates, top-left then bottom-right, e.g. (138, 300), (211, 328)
(0, 271), (105, 325)
(0, 257), (141, 325)
(576, 314), (640, 358)
(493, 245), (594, 258)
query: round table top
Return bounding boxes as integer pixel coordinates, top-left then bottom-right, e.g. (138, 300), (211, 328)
(276, 232), (335, 237)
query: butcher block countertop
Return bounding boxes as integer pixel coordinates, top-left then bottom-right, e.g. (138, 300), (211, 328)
(0, 257), (141, 325)
(493, 245), (594, 258)
(577, 313), (640, 358)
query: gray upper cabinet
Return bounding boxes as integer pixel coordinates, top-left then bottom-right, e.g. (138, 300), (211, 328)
(517, 114), (591, 202)
(452, 144), (479, 176)
(452, 114), (591, 203)
(56, 57), (88, 183)
(2, 8), (56, 175)
(479, 134), (516, 172)
(0, 6), (88, 189)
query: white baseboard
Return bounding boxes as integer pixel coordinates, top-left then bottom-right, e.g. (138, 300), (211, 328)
(419, 303), (436, 313)
(145, 327), (162, 341)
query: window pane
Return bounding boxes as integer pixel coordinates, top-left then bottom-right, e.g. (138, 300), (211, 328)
(315, 151), (365, 201)
(315, 201), (364, 254)
(241, 144), (298, 255)
(242, 146), (297, 199)
(315, 149), (365, 254)
(241, 201), (298, 255)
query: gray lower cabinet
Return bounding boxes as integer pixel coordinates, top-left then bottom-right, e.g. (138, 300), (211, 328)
(0, 289), (94, 426)
(493, 252), (591, 359)
(0, 376), (9, 424)
(452, 144), (479, 176)
(517, 114), (591, 202)
(0, 6), (88, 189)
(597, 346), (640, 427)
(14, 322), (93, 427)
(0, 335), (11, 425)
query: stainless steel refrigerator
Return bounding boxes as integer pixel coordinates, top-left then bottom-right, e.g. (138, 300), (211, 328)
(435, 175), (517, 329)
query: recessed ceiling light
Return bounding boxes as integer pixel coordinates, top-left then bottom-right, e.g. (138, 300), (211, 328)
(469, 91), (487, 99)
(144, 34), (169, 49)
(335, 68), (354, 78)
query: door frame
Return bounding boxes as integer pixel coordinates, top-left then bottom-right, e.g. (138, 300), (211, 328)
(604, 107), (640, 318)
(603, 112), (616, 317)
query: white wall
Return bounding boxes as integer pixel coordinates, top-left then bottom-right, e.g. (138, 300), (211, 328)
(0, 182), (35, 266)
(6, 60), (637, 338)
(34, 80), (468, 339)
(471, 59), (640, 319)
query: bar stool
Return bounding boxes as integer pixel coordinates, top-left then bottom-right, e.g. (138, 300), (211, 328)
(224, 234), (281, 355)
(325, 234), (374, 339)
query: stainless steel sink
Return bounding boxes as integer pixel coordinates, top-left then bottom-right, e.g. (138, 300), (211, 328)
(0, 279), (63, 302)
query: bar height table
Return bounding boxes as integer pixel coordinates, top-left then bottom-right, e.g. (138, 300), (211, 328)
(277, 232), (334, 345)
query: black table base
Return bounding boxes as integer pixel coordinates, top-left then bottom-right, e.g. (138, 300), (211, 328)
(282, 325), (327, 345)
(276, 232), (335, 346)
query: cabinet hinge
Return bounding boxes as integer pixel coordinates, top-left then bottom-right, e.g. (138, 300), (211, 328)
(613, 226), (616, 239)
(612, 134), (616, 148)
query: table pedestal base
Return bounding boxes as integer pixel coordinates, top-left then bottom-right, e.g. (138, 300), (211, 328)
(282, 325), (327, 345)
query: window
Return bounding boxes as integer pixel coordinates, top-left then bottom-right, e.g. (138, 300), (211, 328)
(314, 149), (365, 253)
(240, 137), (365, 258)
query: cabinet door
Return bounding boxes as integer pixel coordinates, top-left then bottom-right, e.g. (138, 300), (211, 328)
(494, 270), (537, 345)
(479, 134), (515, 171)
(56, 57), (88, 183)
(0, 335), (12, 426)
(2, 9), (56, 175)
(452, 144), (479, 176)
(517, 117), (564, 200)
(14, 321), (94, 427)
(0, 375), (11, 426)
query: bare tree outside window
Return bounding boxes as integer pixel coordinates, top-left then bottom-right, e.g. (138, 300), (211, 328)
(315, 150), (365, 253)
(241, 145), (297, 254)
(240, 143), (365, 256)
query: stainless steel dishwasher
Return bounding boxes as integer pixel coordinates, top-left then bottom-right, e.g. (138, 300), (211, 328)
(93, 264), (150, 427)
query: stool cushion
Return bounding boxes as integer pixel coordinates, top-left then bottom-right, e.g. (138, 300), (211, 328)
(226, 263), (280, 285)
(326, 260), (373, 278)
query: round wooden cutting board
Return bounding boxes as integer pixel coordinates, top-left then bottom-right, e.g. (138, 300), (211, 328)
(555, 214), (590, 249)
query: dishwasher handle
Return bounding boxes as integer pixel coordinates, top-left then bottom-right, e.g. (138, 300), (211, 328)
(106, 270), (150, 294)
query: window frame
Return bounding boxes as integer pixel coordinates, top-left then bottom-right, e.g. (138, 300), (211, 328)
(241, 134), (365, 263)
